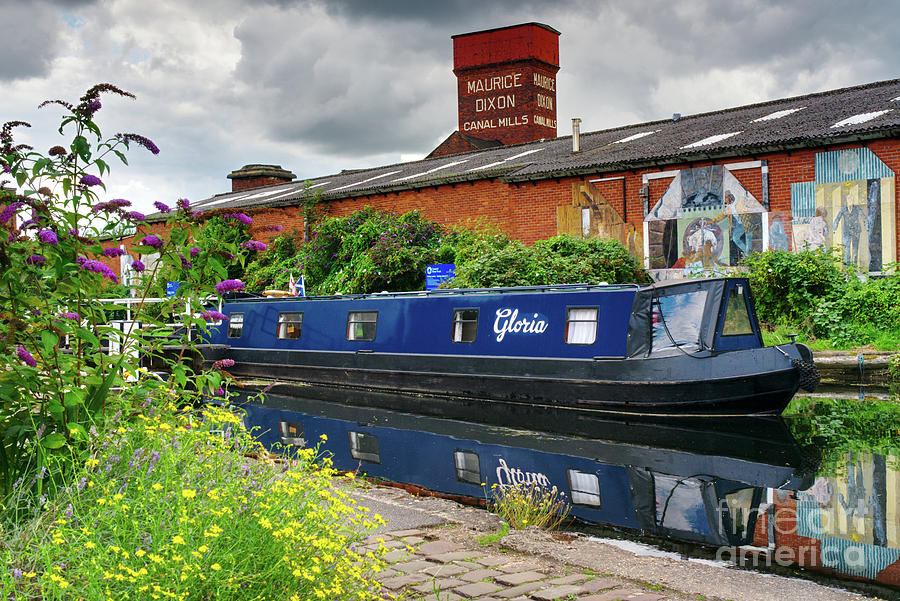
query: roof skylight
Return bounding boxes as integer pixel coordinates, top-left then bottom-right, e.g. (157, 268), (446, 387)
(391, 160), (468, 183)
(613, 130), (658, 144)
(468, 148), (544, 172)
(831, 110), (892, 128)
(329, 170), (402, 192)
(753, 107), (805, 122)
(681, 132), (742, 149)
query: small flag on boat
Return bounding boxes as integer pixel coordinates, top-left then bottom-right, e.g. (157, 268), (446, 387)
(288, 273), (297, 296)
(298, 275), (306, 297)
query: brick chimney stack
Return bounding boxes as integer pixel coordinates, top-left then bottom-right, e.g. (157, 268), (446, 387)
(453, 23), (560, 145)
(227, 164), (296, 192)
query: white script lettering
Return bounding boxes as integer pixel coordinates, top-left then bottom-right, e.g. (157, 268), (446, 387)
(493, 308), (549, 342)
(495, 458), (551, 488)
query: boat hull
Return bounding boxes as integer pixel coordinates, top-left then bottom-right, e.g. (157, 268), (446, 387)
(204, 344), (802, 416)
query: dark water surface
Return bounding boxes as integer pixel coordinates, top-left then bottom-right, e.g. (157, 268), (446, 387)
(231, 390), (900, 591)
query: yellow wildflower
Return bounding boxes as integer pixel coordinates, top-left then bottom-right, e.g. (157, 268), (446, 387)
(172, 535), (185, 545)
(85, 541), (96, 549)
(181, 489), (196, 499)
(210, 563), (222, 571)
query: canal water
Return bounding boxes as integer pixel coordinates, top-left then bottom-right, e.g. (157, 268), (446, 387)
(229, 390), (900, 592)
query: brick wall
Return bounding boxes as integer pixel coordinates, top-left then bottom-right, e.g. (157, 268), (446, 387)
(106, 139), (900, 280)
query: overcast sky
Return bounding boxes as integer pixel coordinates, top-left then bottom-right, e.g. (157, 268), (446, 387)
(2, 0), (898, 214)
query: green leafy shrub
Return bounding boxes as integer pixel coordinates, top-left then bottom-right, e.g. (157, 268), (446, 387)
(449, 234), (648, 288)
(242, 230), (303, 293)
(0, 401), (388, 600)
(743, 248), (848, 326)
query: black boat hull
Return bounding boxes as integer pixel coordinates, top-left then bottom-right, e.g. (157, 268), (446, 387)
(204, 344), (803, 416)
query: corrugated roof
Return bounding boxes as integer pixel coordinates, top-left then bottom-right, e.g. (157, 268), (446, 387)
(180, 78), (900, 219)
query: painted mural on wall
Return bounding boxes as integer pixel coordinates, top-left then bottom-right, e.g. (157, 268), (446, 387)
(645, 165), (766, 273)
(790, 148), (896, 272)
(558, 181), (642, 260)
(789, 452), (900, 582)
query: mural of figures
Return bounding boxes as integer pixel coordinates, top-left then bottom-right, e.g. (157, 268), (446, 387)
(646, 165), (766, 273)
(767, 212), (791, 251)
(559, 181), (643, 262)
(790, 148), (895, 272)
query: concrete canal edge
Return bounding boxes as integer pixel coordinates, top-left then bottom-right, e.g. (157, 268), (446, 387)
(353, 482), (884, 601)
(812, 350), (896, 389)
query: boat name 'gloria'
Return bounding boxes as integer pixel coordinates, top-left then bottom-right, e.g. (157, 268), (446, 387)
(495, 458), (551, 488)
(493, 308), (549, 342)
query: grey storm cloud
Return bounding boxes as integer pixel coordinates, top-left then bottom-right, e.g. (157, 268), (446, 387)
(0, 0), (99, 81)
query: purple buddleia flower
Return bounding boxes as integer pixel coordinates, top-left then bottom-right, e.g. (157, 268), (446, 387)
(189, 246), (200, 258)
(176, 198), (190, 211)
(16, 346), (36, 367)
(153, 201), (171, 214)
(80, 174), (102, 187)
(201, 310), (227, 322)
(0, 202), (23, 223)
(257, 224), (283, 233)
(241, 240), (266, 252)
(213, 358), (235, 370)
(226, 213), (253, 225)
(24, 254), (45, 266)
(116, 133), (160, 155)
(91, 202), (110, 213)
(58, 312), (79, 320)
(102, 247), (126, 258)
(80, 259), (119, 283)
(131, 259), (146, 272)
(83, 100), (101, 116)
(49, 145), (66, 156)
(38, 229), (58, 245)
(180, 254), (192, 269)
(215, 279), (245, 294)
(108, 198), (131, 208)
(139, 234), (163, 250)
(7, 232), (17, 242)
(123, 211), (145, 221)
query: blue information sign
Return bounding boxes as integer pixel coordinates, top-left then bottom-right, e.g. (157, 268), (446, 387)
(425, 264), (455, 291)
(166, 281), (180, 297)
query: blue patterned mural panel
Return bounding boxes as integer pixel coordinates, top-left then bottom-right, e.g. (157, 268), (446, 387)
(814, 148), (894, 184)
(790, 182), (816, 219)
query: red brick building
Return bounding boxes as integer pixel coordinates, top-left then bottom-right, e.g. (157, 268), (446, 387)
(104, 23), (900, 288)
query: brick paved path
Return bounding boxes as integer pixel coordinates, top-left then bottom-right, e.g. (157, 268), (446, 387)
(363, 529), (673, 601)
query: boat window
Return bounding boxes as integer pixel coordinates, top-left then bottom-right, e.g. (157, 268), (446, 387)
(277, 312), (303, 339)
(721, 285), (753, 336)
(653, 474), (711, 535)
(567, 469), (602, 507)
(346, 311), (378, 341)
(228, 312), (244, 338)
(454, 450), (481, 484)
(651, 290), (707, 352)
(278, 421), (305, 447)
(565, 307), (598, 345)
(724, 487), (755, 538)
(451, 309), (479, 343)
(349, 431), (380, 463)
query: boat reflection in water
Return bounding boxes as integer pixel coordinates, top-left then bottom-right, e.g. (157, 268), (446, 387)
(232, 391), (816, 551)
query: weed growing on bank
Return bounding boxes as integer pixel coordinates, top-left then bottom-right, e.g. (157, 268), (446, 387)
(0, 400), (389, 600)
(487, 482), (570, 531)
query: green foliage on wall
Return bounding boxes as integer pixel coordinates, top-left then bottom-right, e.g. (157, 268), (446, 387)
(449, 234), (649, 289)
(240, 209), (650, 295)
(743, 249), (900, 347)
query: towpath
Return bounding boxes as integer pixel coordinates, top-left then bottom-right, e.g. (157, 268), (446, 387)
(353, 483), (888, 601)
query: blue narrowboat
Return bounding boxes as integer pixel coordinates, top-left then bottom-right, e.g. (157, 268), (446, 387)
(231, 392), (816, 547)
(203, 277), (818, 419)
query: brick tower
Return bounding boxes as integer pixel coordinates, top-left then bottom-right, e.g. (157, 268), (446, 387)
(453, 23), (560, 145)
